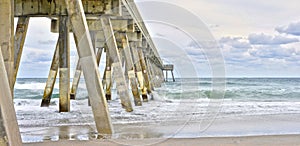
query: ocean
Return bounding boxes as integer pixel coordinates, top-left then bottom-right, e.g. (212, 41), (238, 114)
(15, 78), (300, 101)
(13, 78), (300, 143)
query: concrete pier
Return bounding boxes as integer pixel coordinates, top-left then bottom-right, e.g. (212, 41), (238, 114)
(70, 36), (103, 100)
(70, 34), (82, 100)
(41, 41), (59, 107)
(0, 0), (174, 142)
(138, 48), (152, 101)
(0, 0), (14, 92)
(121, 34), (142, 106)
(13, 17), (30, 85)
(70, 60), (81, 100)
(105, 51), (113, 101)
(58, 16), (71, 112)
(0, 47), (22, 146)
(65, 0), (113, 134)
(163, 64), (175, 82)
(101, 16), (133, 112)
(130, 42), (148, 101)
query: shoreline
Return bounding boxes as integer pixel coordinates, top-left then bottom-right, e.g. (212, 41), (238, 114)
(23, 134), (300, 146)
(16, 99), (300, 143)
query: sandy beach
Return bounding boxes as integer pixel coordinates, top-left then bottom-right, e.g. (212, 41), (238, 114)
(13, 78), (300, 145)
(16, 98), (300, 145)
(23, 134), (300, 146)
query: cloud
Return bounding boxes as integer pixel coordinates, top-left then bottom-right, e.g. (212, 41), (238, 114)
(276, 21), (300, 36)
(184, 37), (253, 66)
(249, 46), (296, 59)
(219, 37), (251, 50)
(217, 34), (300, 73)
(38, 40), (56, 45)
(21, 47), (54, 63)
(248, 33), (299, 45)
(185, 47), (204, 56)
(187, 41), (202, 49)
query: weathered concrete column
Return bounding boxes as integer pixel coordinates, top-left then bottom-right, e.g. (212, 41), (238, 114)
(101, 16), (133, 112)
(13, 16), (30, 85)
(102, 48), (107, 89)
(105, 51), (112, 100)
(65, 0), (113, 134)
(130, 42), (148, 101)
(70, 48), (103, 100)
(165, 70), (168, 82)
(70, 34), (81, 100)
(145, 57), (155, 91)
(70, 59), (81, 100)
(0, 0), (14, 92)
(149, 63), (159, 88)
(121, 34), (142, 106)
(58, 16), (70, 112)
(0, 47), (22, 146)
(41, 40), (59, 107)
(156, 64), (164, 86)
(171, 70), (175, 82)
(70, 34), (103, 100)
(119, 49), (128, 78)
(159, 66), (165, 84)
(96, 47), (103, 67)
(138, 48), (152, 101)
(102, 67), (107, 88)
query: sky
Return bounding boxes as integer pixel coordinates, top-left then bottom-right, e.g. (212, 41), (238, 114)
(16, 0), (300, 78)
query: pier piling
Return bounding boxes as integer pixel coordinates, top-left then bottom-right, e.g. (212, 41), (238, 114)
(0, 0), (14, 92)
(70, 34), (82, 100)
(130, 42), (148, 101)
(13, 17), (30, 86)
(163, 64), (175, 82)
(101, 16), (133, 112)
(105, 51), (112, 101)
(0, 47), (22, 146)
(58, 16), (71, 112)
(41, 40), (59, 107)
(65, 0), (113, 134)
(121, 34), (142, 106)
(138, 48), (152, 101)
(0, 0), (175, 140)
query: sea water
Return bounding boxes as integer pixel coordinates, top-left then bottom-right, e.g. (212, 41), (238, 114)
(13, 78), (300, 142)
(15, 78), (300, 101)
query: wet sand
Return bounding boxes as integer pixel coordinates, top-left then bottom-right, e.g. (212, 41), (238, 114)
(23, 134), (300, 146)
(20, 113), (300, 146)
(15, 99), (300, 145)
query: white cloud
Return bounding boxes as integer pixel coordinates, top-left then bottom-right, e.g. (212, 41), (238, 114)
(218, 32), (300, 77)
(219, 37), (251, 50)
(249, 46), (296, 59)
(248, 33), (299, 45)
(276, 21), (300, 36)
(14, 1), (300, 77)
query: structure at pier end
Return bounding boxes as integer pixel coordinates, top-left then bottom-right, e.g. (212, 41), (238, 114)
(0, 0), (174, 145)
